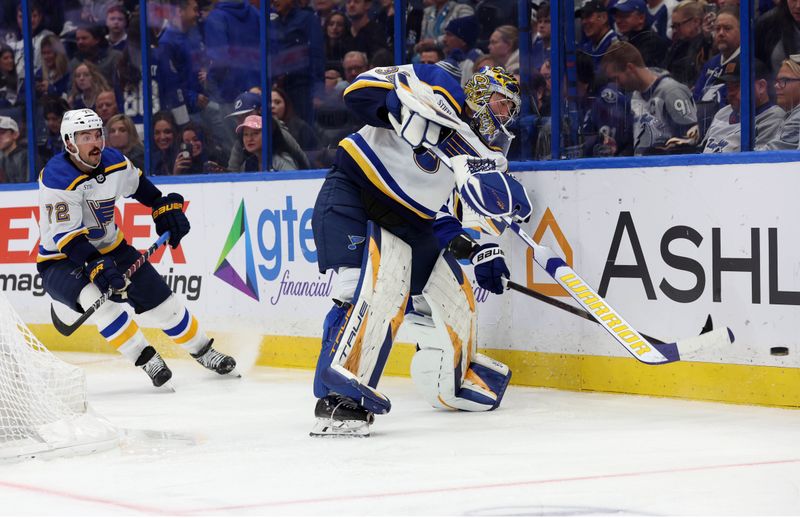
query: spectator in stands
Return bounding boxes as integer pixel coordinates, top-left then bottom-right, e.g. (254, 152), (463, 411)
(175, 122), (228, 174)
(95, 89), (119, 124)
(156, 0), (208, 127)
(759, 56), (800, 150)
(442, 15), (482, 86)
(225, 91), (260, 171)
(602, 41), (698, 155)
(325, 12), (353, 68)
(204, 0), (260, 108)
(575, 51), (633, 157)
(238, 114), (266, 171)
(68, 61), (111, 110)
(488, 25), (519, 75)
(69, 24), (123, 84)
(35, 34), (70, 100)
(106, 113), (144, 170)
(323, 66), (348, 97)
(342, 51), (369, 83)
(105, 5), (129, 52)
(271, 0), (324, 126)
(647, 0), (677, 40)
(662, 1), (711, 87)
(4, 2), (54, 83)
(415, 41), (444, 64)
(236, 114), (305, 172)
(151, 111), (180, 175)
(610, 0), (669, 68)
(420, 0), (474, 48)
(342, 0), (387, 60)
(694, 6), (740, 134)
(316, 0), (343, 29)
(0, 116), (27, 183)
(704, 59), (785, 152)
(272, 86), (320, 156)
(756, 0), (800, 74)
(76, 0), (120, 25)
(576, 1), (618, 71)
(38, 97), (69, 162)
(531, 3), (550, 71)
(0, 45), (19, 107)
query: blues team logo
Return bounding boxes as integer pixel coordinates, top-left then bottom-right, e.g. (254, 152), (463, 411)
(347, 235), (365, 251)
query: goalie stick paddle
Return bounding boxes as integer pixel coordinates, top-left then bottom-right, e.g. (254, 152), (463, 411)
(50, 232), (171, 337)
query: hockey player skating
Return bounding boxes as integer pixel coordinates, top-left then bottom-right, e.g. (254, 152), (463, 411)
(37, 108), (237, 388)
(310, 64), (532, 436)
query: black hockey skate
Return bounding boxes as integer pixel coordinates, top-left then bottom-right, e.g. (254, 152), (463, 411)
(310, 394), (375, 438)
(191, 339), (238, 376)
(135, 346), (173, 388)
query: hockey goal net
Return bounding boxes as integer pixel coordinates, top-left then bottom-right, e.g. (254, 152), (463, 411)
(0, 292), (118, 461)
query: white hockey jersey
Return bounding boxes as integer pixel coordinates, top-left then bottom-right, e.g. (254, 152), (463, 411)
(339, 64), (505, 223)
(38, 148), (140, 263)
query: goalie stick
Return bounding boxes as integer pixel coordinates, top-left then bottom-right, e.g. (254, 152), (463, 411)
(395, 78), (735, 364)
(50, 232), (171, 336)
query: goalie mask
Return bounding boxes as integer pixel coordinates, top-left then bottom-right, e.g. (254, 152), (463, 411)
(61, 108), (106, 169)
(464, 66), (521, 156)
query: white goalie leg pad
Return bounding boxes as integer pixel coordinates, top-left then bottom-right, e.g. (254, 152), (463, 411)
(320, 222), (412, 414)
(409, 253), (511, 411)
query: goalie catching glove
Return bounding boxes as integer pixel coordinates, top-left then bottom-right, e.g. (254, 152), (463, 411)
(451, 155), (532, 224)
(152, 193), (190, 248)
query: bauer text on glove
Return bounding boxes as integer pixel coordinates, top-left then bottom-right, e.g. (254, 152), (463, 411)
(471, 243), (509, 295)
(152, 193), (190, 248)
(85, 256), (126, 292)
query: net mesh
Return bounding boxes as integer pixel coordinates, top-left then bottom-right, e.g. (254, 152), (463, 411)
(0, 293), (117, 460)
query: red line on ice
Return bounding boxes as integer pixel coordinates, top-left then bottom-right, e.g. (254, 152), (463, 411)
(0, 479), (177, 515)
(182, 457), (800, 514)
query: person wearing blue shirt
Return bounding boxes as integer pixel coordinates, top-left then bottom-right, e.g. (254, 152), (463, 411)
(156, 0), (208, 126)
(270, 0), (325, 127)
(576, 1), (619, 71)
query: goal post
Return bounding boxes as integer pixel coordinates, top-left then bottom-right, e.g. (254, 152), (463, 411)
(0, 292), (118, 461)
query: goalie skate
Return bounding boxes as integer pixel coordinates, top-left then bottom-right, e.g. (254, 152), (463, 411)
(310, 395), (375, 438)
(191, 339), (239, 377)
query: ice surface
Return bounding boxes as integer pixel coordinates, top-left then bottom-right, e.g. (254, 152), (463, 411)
(1, 353), (799, 516)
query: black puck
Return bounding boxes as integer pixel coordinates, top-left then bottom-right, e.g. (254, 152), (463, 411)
(770, 347), (789, 356)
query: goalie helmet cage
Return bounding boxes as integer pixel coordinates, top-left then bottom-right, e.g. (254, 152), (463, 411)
(0, 292), (118, 461)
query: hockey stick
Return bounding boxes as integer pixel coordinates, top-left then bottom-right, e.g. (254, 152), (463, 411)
(505, 280), (717, 346)
(396, 81), (734, 363)
(50, 232), (171, 336)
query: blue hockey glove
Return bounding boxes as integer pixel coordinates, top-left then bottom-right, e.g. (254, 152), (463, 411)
(85, 256), (126, 293)
(152, 193), (190, 248)
(471, 243), (509, 295)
